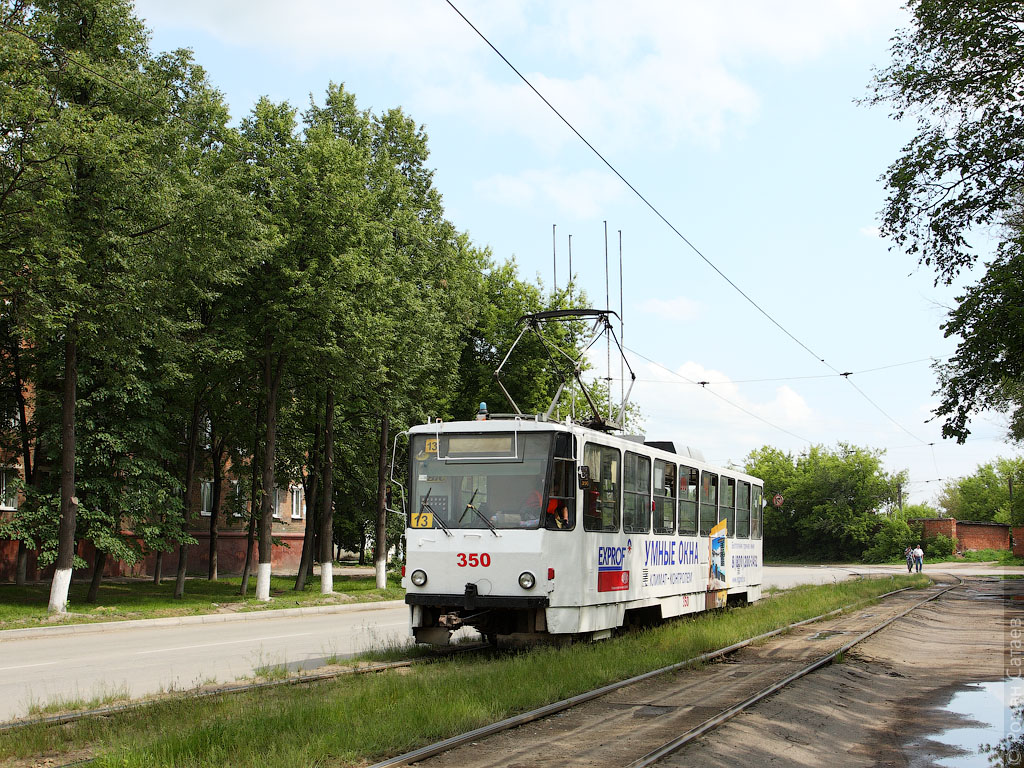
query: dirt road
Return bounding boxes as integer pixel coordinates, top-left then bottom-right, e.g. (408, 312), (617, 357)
(412, 576), (1013, 768)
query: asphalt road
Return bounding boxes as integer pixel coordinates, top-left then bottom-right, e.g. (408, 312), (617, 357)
(0, 603), (410, 722)
(0, 563), (1015, 723)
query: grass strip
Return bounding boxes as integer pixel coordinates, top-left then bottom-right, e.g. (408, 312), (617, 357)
(0, 572), (402, 630)
(0, 574), (929, 768)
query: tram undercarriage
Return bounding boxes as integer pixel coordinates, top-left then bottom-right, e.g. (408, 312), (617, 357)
(408, 592), (550, 644)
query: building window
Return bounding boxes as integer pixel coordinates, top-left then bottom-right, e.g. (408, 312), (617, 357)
(273, 488), (283, 519)
(232, 480), (246, 518)
(0, 468), (19, 510)
(291, 487), (304, 519)
(200, 480), (213, 516)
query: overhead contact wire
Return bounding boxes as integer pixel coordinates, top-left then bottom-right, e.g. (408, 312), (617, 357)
(446, 1), (933, 447)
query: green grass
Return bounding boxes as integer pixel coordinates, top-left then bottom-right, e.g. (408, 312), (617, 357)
(25, 683), (132, 717)
(0, 574), (929, 768)
(919, 549), (1024, 566)
(0, 572), (403, 631)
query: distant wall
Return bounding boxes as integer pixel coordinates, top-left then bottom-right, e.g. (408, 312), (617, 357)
(956, 521), (1011, 552)
(919, 518), (957, 542)
(1013, 527), (1024, 558)
(913, 517), (1011, 554)
(0, 532), (307, 582)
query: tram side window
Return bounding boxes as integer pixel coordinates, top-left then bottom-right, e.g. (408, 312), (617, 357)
(720, 477), (736, 536)
(751, 485), (763, 539)
(546, 433), (576, 530)
(699, 472), (718, 536)
(583, 443), (620, 532)
(735, 481), (750, 538)
(653, 460), (675, 534)
(678, 465), (698, 535)
(623, 452), (651, 533)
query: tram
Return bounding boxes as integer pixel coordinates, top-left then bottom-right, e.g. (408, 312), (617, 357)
(398, 308), (763, 643)
(400, 414), (764, 644)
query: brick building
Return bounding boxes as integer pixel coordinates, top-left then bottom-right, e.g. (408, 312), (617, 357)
(914, 517), (1013, 553)
(0, 452), (311, 582)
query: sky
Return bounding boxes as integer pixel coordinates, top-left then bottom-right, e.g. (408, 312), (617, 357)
(133, 0), (1018, 507)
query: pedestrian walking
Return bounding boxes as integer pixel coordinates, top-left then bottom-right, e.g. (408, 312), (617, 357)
(913, 544), (924, 573)
(904, 545), (914, 573)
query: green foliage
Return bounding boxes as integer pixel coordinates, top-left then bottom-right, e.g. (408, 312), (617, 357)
(862, 515), (917, 563)
(0, 2), (634, 589)
(938, 456), (1024, 524)
(924, 533), (955, 558)
(745, 443), (906, 561)
(900, 502), (938, 519)
(868, 0), (1024, 281)
(934, 247), (1024, 443)
(869, 1), (1024, 443)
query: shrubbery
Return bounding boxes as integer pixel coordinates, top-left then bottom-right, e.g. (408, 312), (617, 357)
(862, 516), (917, 563)
(924, 533), (956, 558)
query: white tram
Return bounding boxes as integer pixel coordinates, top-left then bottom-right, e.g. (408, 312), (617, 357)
(401, 415), (764, 644)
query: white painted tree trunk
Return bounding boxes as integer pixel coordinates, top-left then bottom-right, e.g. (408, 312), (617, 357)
(320, 561), (333, 594)
(375, 559), (387, 589)
(48, 567), (72, 614)
(256, 562), (272, 601)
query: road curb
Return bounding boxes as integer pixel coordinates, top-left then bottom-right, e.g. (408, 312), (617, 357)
(0, 598), (407, 641)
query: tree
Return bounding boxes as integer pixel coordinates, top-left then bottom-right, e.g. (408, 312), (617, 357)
(0, 0), (217, 613)
(744, 444), (905, 561)
(934, 244), (1024, 443)
(869, 0), (1024, 281)
(869, 1), (1024, 443)
(938, 456), (1024, 524)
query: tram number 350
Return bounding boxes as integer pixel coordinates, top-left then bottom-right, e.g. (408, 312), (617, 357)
(456, 553), (491, 568)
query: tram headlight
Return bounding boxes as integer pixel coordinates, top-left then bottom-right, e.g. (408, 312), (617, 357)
(518, 571), (536, 590)
(410, 569), (428, 587)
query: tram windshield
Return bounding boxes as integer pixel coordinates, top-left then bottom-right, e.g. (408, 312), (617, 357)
(408, 432), (554, 530)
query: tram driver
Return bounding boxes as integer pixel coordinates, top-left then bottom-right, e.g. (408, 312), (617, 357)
(544, 461), (575, 530)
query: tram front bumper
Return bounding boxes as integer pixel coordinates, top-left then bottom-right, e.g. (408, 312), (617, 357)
(405, 590), (549, 612)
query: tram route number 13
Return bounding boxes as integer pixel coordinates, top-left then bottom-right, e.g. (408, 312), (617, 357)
(456, 553), (491, 567)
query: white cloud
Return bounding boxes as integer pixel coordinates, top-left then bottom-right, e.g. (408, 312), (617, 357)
(474, 168), (624, 218)
(615, 359), (815, 459)
(640, 296), (700, 323)
(135, 0), (905, 149)
(860, 225), (882, 238)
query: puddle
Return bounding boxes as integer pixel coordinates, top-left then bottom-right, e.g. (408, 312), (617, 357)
(926, 679), (1023, 767)
(809, 630), (845, 640)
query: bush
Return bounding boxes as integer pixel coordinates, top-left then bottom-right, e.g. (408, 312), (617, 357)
(862, 516), (916, 563)
(924, 533), (955, 558)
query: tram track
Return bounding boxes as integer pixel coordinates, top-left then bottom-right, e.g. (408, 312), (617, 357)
(17, 576), (945, 768)
(367, 576), (955, 768)
(624, 574), (963, 768)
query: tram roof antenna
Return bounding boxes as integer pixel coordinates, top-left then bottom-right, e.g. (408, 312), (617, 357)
(492, 308), (636, 433)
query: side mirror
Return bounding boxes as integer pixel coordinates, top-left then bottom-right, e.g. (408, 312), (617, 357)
(578, 465), (591, 490)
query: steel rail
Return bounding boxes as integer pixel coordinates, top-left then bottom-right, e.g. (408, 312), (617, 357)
(365, 578), (924, 768)
(625, 575), (964, 767)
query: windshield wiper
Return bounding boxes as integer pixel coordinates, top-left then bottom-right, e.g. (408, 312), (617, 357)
(458, 488), (479, 524)
(457, 490), (499, 536)
(420, 487), (451, 537)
